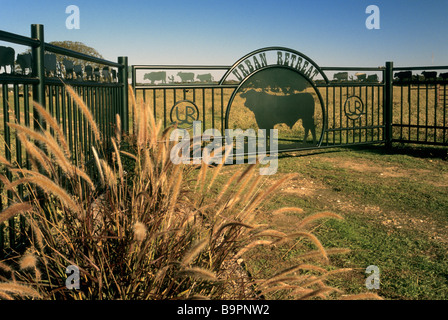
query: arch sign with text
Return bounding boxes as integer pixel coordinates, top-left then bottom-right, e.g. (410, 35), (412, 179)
(220, 47), (328, 152)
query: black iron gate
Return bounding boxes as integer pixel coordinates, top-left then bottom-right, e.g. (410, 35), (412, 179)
(132, 47), (387, 154)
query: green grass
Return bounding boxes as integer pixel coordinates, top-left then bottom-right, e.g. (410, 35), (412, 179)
(317, 214), (448, 299)
(213, 144), (448, 300)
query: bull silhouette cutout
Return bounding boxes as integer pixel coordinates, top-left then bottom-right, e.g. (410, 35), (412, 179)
(239, 89), (317, 144)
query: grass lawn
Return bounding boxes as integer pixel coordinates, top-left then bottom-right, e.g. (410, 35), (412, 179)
(209, 143), (448, 300)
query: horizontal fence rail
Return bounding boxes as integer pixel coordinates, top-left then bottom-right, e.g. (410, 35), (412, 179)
(0, 24), (128, 257)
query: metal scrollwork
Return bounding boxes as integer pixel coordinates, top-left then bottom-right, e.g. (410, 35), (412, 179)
(170, 100), (199, 129)
(344, 96), (365, 120)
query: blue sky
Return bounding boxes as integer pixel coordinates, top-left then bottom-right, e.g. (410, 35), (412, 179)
(1, 0), (448, 68)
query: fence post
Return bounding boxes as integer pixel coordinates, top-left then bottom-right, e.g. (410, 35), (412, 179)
(118, 56), (129, 133)
(31, 24), (46, 131)
(384, 61), (394, 149)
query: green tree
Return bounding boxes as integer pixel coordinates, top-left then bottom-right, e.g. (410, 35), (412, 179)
(23, 41), (104, 68)
(48, 41), (104, 67)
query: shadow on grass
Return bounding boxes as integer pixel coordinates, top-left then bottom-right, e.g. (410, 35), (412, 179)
(198, 142), (447, 170)
(278, 143), (448, 161)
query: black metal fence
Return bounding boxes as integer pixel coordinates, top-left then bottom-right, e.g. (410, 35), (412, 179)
(391, 64), (448, 145)
(132, 65), (236, 134)
(0, 24), (128, 255)
(318, 66), (385, 148)
(132, 61), (448, 151)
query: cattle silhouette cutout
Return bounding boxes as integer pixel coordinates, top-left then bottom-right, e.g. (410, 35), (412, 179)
(394, 71), (412, 82)
(144, 71), (166, 84)
(74, 65), (83, 80)
(196, 73), (213, 82)
(85, 65), (93, 80)
(177, 72), (194, 83)
(111, 69), (117, 82)
(367, 74), (379, 82)
(239, 89), (316, 144)
(44, 53), (57, 77)
(102, 66), (111, 82)
(422, 71), (437, 81)
(93, 67), (101, 81)
(0, 46), (15, 74)
(333, 72), (348, 82)
(63, 59), (74, 79)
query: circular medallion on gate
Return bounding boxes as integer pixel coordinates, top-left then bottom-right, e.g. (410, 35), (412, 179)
(222, 47), (328, 152)
(344, 96), (365, 120)
(170, 100), (199, 129)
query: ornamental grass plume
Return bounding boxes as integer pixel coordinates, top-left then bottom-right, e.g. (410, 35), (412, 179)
(19, 251), (37, 271)
(133, 221), (147, 242)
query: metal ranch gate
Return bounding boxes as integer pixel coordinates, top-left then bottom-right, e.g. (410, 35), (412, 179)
(132, 48), (447, 154)
(0, 24), (447, 256)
